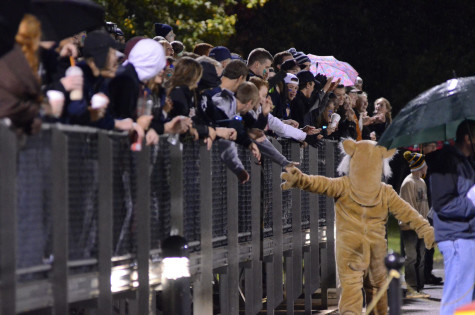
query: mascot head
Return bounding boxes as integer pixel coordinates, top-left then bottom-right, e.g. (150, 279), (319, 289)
(337, 139), (396, 205)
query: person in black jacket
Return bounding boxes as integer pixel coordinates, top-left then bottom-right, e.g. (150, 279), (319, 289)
(426, 120), (475, 315)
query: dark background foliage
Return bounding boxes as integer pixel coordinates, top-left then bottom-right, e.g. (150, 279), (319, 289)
(229, 0), (475, 115)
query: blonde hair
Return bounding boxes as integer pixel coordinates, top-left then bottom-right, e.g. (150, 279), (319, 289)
(248, 76), (269, 91)
(15, 14), (42, 76)
(374, 97), (392, 123)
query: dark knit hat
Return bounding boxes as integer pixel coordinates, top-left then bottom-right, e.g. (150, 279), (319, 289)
(209, 46), (231, 62)
(288, 48), (310, 66)
(403, 151), (426, 172)
(154, 23), (173, 37)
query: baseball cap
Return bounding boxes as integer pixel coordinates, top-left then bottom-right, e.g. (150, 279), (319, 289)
(83, 30), (122, 68)
(284, 73), (299, 85)
(209, 46), (232, 62)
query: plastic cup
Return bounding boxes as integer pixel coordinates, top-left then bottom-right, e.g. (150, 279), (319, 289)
(330, 113), (341, 128)
(66, 66), (83, 100)
(91, 93), (108, 109)
(46, 90), (65, 118)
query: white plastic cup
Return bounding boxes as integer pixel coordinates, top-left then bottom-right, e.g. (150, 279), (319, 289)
(46, 90), (65, 118)
(330, 113), (341, 128)
(91, 93), (109, 109)
(65, 66), (83, 100)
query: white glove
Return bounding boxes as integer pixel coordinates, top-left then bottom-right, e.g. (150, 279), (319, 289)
(467, 185), (475, 206)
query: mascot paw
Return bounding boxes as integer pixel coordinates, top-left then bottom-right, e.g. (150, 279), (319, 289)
(424, 230), (435, 250)
(280, 166), (302, 190)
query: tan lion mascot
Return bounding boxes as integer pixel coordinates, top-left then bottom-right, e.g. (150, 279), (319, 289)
(281, 139), (434, 315)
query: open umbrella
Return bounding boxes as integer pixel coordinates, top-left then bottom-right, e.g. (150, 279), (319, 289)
(378, 76), (475, 149)
(0, 0), (29, 57)
(31, 0), (105, 41)
(308, 54), (358, 86)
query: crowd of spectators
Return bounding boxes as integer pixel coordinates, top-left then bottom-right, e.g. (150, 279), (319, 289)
(0, 16), (394, 183)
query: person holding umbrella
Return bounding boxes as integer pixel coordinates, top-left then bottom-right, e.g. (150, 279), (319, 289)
(426, 120), (475, 315)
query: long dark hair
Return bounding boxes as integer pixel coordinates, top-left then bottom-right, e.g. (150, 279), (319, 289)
(166, 57), (202, 96)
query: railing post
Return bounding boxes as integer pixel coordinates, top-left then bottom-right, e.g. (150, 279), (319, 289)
(291, 142), (303, 300)
(245, 156), (262, 314)
(304, 145), (320, 314)
(0, 123), (18, 315)
(135, 144), (151, 314)
(324, 142), (336, 289)
(193, 144), (213, 314)
(97, 132), (113, 315)
(225, 166), (239, 314)
(51, 127), (69, 315)
(321, 141), (337, 308)
(169, 141), (184, 235)
(268, 138), (283, 312)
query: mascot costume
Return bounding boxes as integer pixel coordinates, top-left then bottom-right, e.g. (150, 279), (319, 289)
(281, 139), (435, 315)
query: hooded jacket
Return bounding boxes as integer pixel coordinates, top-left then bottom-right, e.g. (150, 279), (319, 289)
(426, 145), (475, 242)
(0, 45), (41, 133)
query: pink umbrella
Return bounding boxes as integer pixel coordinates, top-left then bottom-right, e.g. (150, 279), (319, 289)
(308, 54), (358, 86)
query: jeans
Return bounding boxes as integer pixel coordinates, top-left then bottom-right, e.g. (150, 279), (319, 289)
(438, 239), (475, 315)
(401, 230), (425, 291)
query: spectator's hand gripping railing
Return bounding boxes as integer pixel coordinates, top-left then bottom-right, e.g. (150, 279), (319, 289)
(0, 121), (340, 314)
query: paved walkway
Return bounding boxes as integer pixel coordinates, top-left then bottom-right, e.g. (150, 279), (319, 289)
(314, 266), (445, 314)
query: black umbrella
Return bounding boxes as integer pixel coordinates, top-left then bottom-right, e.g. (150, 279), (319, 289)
(31, 0), (105, 41)
(378, 76), (475, 149)
(0, 0), (29, 57)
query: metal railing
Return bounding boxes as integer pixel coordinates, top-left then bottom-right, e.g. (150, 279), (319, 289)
(0, 122), (339, 314)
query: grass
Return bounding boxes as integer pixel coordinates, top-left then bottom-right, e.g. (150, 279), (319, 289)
(387, 214), (443, 262)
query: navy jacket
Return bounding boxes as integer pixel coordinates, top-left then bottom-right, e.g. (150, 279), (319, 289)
(427, 145), (475, 242)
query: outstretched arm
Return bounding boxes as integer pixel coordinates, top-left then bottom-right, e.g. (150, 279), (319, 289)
(281, 166), (345, 198)
(387, 186), (435, 249)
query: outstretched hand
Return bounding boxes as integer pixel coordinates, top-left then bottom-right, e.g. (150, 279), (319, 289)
(280, 165), (303, 190)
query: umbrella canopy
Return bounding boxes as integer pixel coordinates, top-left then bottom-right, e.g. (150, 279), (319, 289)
(308, 54), (358, 86)
(378, 76), (475, 149)
(0, 0), (29, 57)
(31, 0), (105, 41)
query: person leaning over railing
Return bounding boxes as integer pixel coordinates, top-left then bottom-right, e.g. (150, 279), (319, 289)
(165, 56), (236, 149)
(248, 76), (323, 148)
(107, 37), (167, 142)
(58, 31), (127, 130)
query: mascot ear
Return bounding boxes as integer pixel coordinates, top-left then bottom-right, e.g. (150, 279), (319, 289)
(379, 146), (397, 159)
(342, 139), (356, 156)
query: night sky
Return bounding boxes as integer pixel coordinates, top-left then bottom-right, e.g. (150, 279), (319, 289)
(230, 0), (475, 116)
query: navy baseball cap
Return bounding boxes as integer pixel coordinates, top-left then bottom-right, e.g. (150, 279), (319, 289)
(209, 46), (231, 62)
